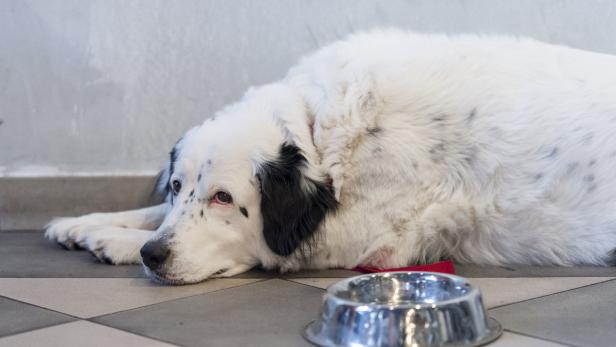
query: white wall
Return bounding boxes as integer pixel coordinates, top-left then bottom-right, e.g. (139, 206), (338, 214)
(2, 0), (616, 176)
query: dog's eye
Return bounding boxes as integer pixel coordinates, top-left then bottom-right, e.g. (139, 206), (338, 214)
(171, 180), (182, 195)
(214, 191), (233, 204)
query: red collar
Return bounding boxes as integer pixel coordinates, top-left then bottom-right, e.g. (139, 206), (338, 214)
(353, 260), (456, 275)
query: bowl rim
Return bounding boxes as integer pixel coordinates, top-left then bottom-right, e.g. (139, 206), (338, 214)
(303, 317), (503, 347)
(324, 271), (481, 309)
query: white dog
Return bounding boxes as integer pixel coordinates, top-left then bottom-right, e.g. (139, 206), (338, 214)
(46, 29), (616, 284)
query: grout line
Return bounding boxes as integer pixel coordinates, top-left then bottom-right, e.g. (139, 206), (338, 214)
(87, 278), (272, 320)
(488, 277), (616, 310)
(503, 328), (580, 347)
(282, 278), (329, 290)
(0, 294), (82, 320)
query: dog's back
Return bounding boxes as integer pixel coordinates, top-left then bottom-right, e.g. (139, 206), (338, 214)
(286, 30), (616, 266)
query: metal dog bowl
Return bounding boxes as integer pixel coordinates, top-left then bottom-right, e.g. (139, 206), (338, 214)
(304, 272), (502, 347)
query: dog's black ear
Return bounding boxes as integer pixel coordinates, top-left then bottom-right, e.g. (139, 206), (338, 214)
(258, 144), (338, 257)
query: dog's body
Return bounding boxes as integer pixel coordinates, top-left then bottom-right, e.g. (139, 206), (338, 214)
(46, 30), (616, 283)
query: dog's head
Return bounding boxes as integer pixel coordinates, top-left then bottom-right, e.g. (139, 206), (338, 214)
(141, 84), (337, 284)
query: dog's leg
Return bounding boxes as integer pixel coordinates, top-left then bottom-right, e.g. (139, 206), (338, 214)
(76, 227), (153, 264)
(45, 204), (167, 249)
(414, 201), (482, 264)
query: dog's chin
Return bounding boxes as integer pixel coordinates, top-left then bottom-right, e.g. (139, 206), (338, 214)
(142, 266), (206, 285)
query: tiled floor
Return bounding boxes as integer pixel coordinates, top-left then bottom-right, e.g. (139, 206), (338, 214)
(1, 231), (616, 346)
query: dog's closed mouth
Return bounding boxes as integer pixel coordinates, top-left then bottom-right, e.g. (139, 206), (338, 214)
(144, 267), (189, 285)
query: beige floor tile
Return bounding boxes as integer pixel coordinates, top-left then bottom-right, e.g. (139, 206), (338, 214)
(0, 321), (176, 347)
(490, 332), (565, 346)
(469, 277), (612, 308)
(288, 277), (343, 289)
(0, 278), (262, 318)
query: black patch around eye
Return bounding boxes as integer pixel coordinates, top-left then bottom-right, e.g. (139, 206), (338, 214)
(169, 147), (178, 179)
(152, 136), (183, 205)
(152, 169), (171, 204)
(168, 140), (181, 189)
(239, 206), (249, 218)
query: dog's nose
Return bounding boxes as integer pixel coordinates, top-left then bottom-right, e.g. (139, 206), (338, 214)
(140, 239), (170, 271)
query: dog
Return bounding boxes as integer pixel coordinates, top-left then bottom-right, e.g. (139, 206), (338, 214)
(45, 29), (616, 284)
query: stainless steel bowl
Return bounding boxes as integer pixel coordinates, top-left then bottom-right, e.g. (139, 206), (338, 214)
(304, 272), (502, 347)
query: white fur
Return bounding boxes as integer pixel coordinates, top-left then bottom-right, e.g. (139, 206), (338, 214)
(46, 29), (616, 283)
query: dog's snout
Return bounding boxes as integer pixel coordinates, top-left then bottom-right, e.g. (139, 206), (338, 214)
(140, 239), (170, 271)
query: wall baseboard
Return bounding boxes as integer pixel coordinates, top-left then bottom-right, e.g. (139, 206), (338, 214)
(0, 175), (161, 231)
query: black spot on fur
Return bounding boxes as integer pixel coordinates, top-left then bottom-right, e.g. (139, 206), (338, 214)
(200, 209), (204, 218)
(367, 127), (382, 137)
(189, 189), (194, 197)
(207, 159), (212, 165)
(432, 115), (446, 123)
(225, 220), (230, 225)
(184, 200), (188, 204)
(584, 174), (595, 182)
(534, 173), (544, 181)
(466, 108), (477, 123)
(567, 162), (579, 174)
(429, 143), (446, 163)
(197, 173), (202, 182)
(589, 159), (597, 167)
(462, 146), (477, 166)
(545, 147), (559, 159)
(258, 144), (338, 257)
(239, 206), (249, 218)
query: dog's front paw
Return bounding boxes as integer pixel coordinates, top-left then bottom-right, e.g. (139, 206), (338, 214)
(80, 229), (149, 265)
(45, 216), (99, 249)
